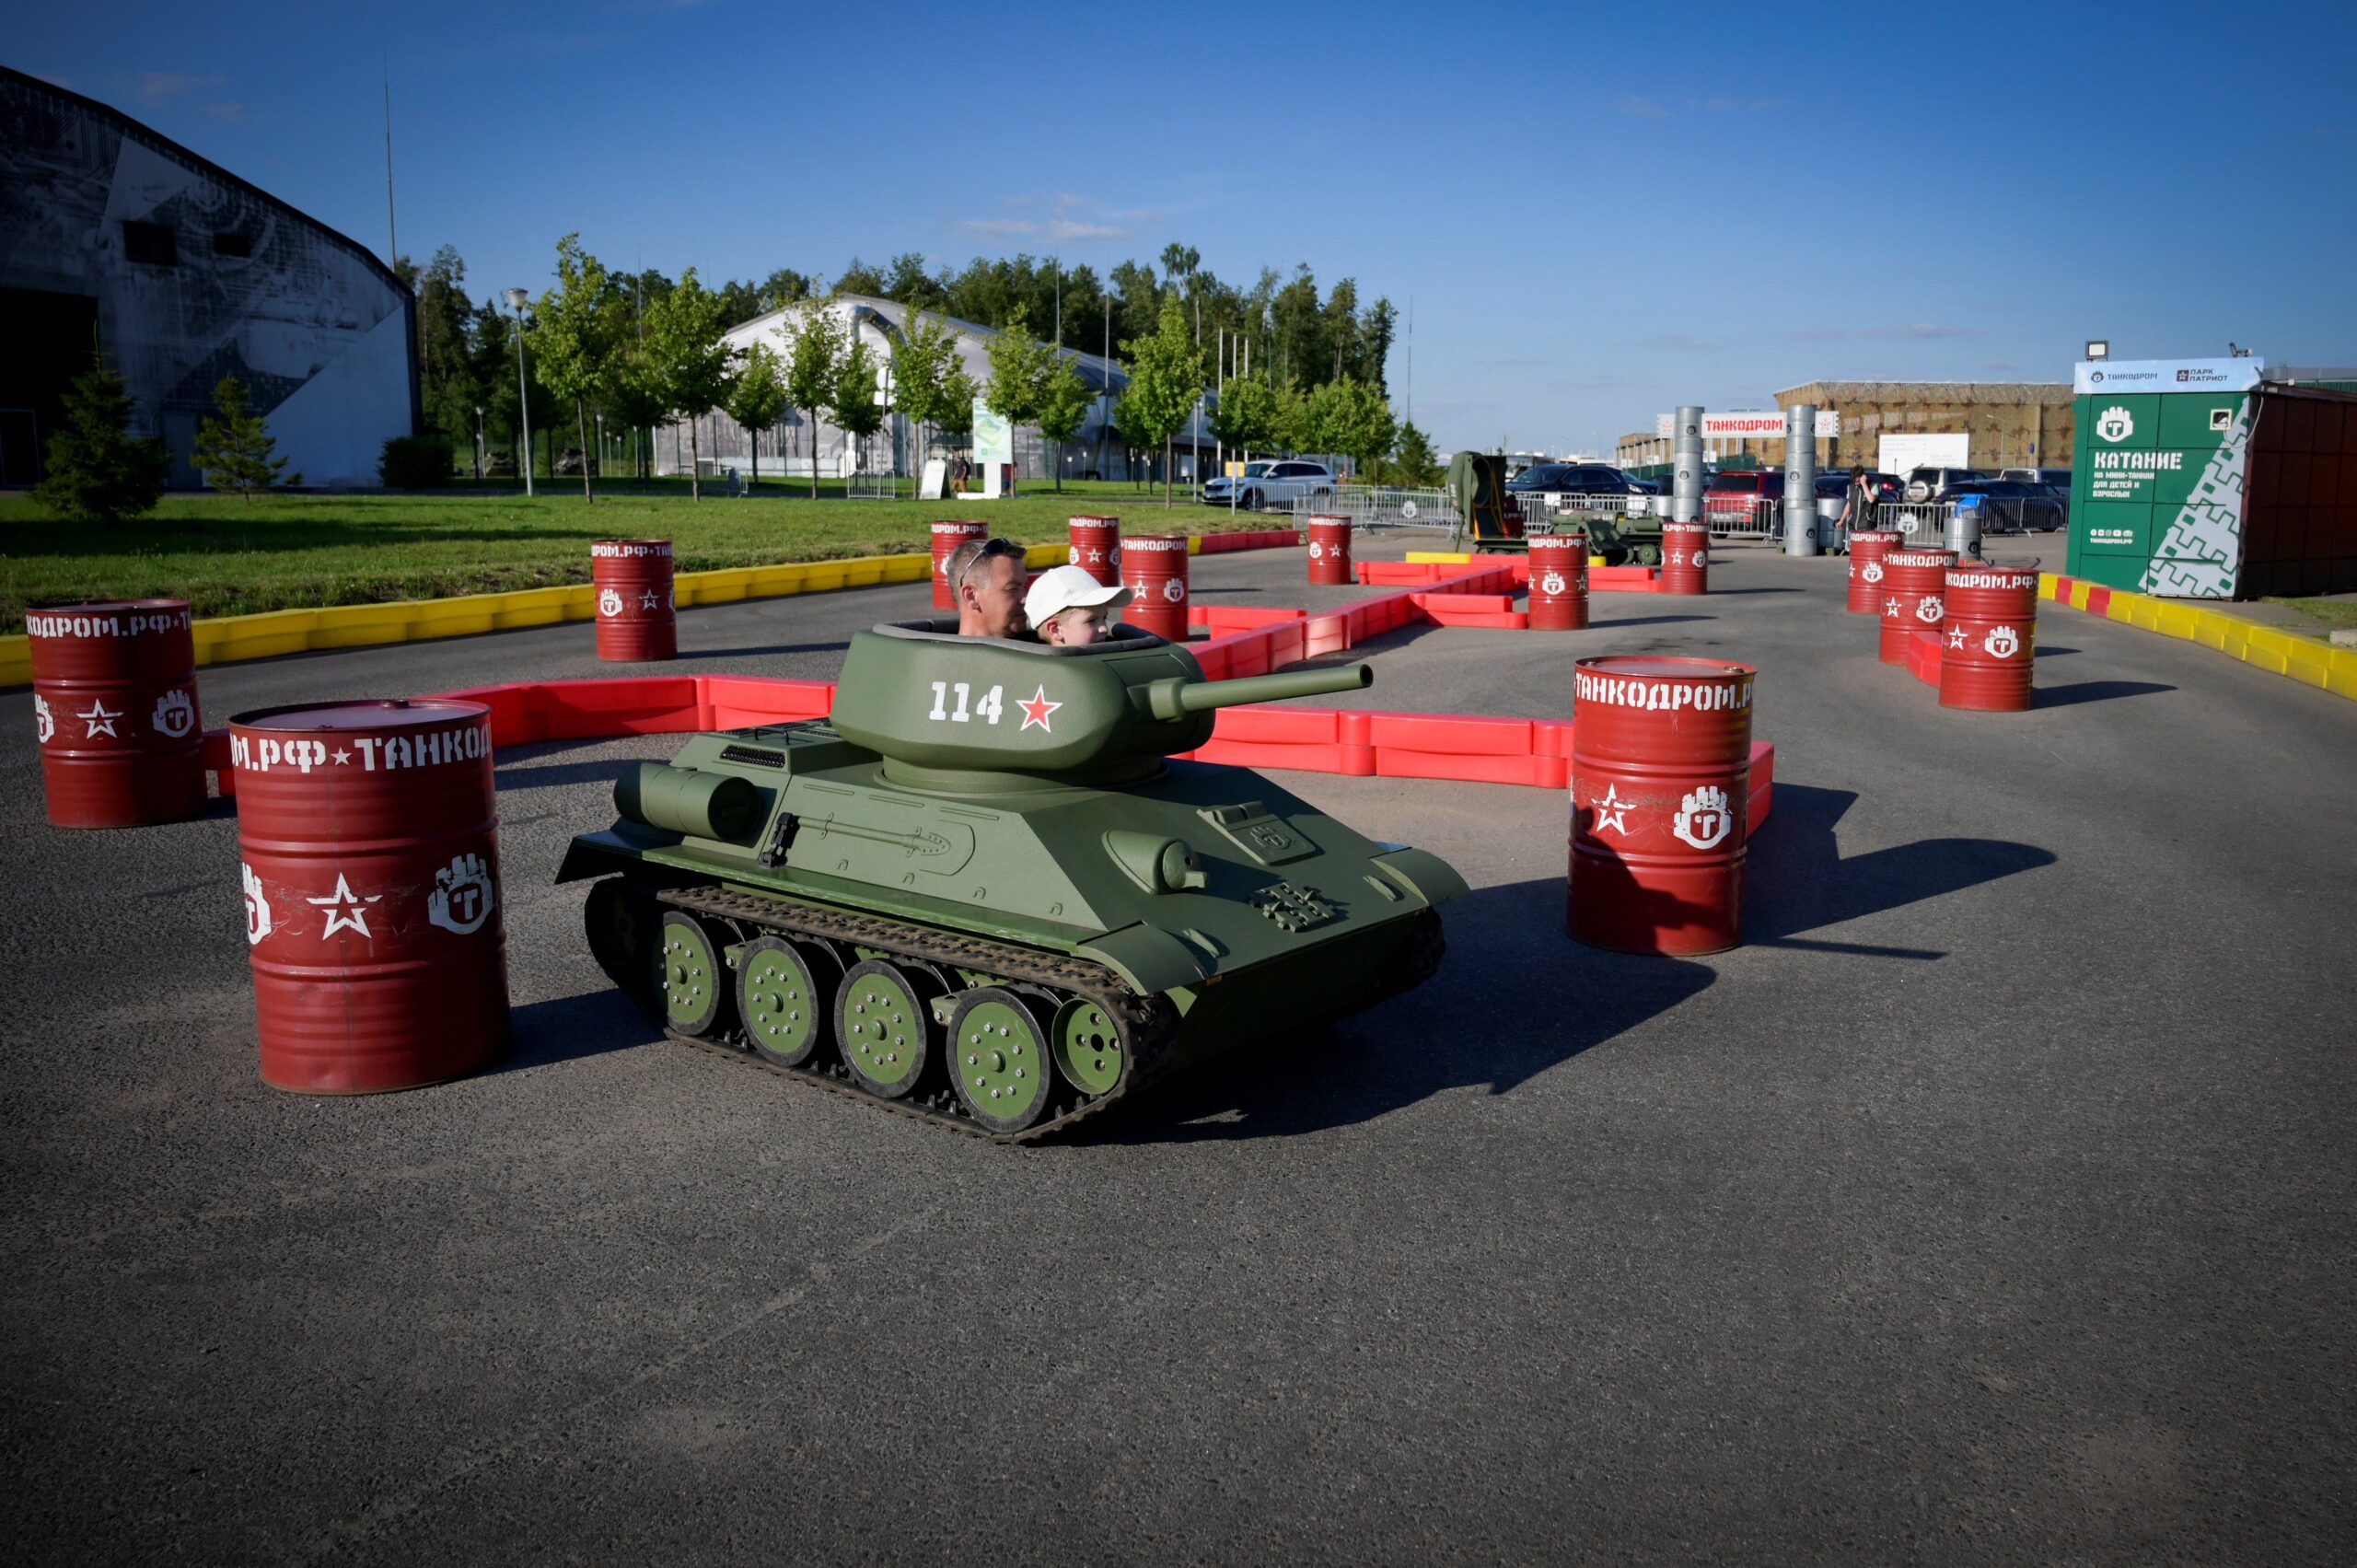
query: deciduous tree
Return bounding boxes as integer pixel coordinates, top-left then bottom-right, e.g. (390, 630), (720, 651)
(643, 267), (733, 500)
(830, 337), (886, 476)
(782, 304), (845, 498)
(726, 341), (787, 487)
(983, 314), (1052, 475)
(1208, 370), (1278, 461)
(1034, 356), (1093, 494)
(534, 234), (622, 501)
(1120, 297), (1208, 507)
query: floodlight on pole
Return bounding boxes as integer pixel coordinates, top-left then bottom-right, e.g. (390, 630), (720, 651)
(2084, 340), (2109, 362)
(505, 288), (533, 495)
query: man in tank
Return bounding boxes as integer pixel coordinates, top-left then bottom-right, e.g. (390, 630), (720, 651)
(946, 536), (1033, 638)
(1023, 565), (1132, 647)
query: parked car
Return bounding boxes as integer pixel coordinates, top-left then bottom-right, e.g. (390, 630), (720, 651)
(1701, 470), (1784, 528)
(1998, 468), (2074, 487)
(1953, 478), (2066, 533)
(1505, 462), (1649, 498)
(1904, 466), (1991, 502)
(1201, 459), (1337, 510)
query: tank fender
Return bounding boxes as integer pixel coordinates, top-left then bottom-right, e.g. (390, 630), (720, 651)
(1074, 922), (1213, 995)
(557, 835), (634, 885)
(1370, 847), (1470, 907)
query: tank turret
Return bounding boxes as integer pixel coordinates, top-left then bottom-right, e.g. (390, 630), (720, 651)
(560, 617), (1463, 1142)
(828, 621), (1369, 783)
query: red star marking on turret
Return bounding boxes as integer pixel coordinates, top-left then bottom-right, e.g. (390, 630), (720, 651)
(1018, 685), (1062, 733)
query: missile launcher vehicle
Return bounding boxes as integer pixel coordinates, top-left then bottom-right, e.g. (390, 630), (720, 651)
(559, 619), (1467, 1141)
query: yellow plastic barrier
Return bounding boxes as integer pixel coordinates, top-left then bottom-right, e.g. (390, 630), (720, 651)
(2044, 575), (2357, 702)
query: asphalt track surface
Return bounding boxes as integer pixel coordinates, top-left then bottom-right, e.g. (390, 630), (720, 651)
(3, 531), (2352, 1565)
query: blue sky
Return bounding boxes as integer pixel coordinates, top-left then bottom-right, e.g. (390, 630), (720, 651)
(17, 0), (2357, 455)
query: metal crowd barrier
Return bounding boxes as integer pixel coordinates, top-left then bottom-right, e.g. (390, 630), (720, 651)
(1287, 485), (1457, 529)
(1703, 494), (1782, 540)
(1873, 501), (1957, 545)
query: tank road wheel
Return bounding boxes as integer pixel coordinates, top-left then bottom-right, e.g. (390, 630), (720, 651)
(836, 959), (941, 1099)
(737, 935), (840, 1069)
(658, 911), (731, 1038)
(586, 880), (660, 1007)
(947, 988), (1053, 1134)
(1051, 996), (1127, 1099)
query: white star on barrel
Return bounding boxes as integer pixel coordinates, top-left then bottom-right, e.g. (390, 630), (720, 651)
(307, 874), (383, 940)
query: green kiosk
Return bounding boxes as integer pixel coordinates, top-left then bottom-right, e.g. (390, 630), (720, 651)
(2066, 357), (2262, 598)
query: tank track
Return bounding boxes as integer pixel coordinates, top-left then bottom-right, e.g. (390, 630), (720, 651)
(640, 880), (1183, 1144)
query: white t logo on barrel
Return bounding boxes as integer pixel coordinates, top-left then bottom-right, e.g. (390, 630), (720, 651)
(1986, 625), (2021, 658)
(1672, 785), (1734, 849)
(598, 587), (623, 617)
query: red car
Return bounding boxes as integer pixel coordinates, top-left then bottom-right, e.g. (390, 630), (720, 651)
(1701, 470), (1784, 530)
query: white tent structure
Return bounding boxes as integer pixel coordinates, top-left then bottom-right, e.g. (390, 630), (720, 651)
(657, 295), (1163, 484)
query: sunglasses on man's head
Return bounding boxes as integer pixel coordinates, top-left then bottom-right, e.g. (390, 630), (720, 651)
(958, 537), (1022, 592)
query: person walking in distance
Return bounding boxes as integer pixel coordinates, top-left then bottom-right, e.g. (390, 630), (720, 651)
(1840, 465), (1876, 546)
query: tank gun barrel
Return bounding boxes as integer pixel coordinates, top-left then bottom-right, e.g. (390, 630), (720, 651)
(1132, 662), (1372, 722)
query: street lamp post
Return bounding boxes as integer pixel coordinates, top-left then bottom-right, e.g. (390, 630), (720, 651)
(505, 287), (533, 496)
(473, 405), (484, 481)
(595, 412), (605, 482)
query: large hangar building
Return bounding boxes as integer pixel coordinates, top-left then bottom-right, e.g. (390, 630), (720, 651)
(0, 64), (417, 488)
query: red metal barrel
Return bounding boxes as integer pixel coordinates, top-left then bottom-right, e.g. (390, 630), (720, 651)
(1527, 533), (1590, 631)
(1661, 522), (1709, 595)
(1568, 656), (1755, 955)
(592, 539), (676, 661)
(932, 519), (991, 609)
(1067, 515), (1122, 587)
(1845, 529), (1903, 615)
(1939, 563), (2040, 712)
(26, 598), (206, 829)
(1877, 549), (1957, 665)
(232, 699), (509, 1093)
(1306, 515), (1353, 586)
(1123, 533), (1191, 641)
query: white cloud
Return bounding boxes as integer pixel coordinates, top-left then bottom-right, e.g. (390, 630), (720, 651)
(136, 71), (223, 104)
(1791, 324), (1986, 342)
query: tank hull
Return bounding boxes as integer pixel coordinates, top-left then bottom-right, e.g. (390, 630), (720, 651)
(562, 719), (1460, 1140)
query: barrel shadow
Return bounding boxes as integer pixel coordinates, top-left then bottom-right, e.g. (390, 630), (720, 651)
(1088, 874), (1716, 1144)
(2031, 679), (2175, 708)
(1743, 784), (2057, 956)
(1587, 614), (1717, 630)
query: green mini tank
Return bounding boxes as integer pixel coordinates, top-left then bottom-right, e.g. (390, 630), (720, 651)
(558, 619), (1467, 1140)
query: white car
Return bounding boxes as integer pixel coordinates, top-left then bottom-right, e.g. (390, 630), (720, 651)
(1202, 459), (1337, 510)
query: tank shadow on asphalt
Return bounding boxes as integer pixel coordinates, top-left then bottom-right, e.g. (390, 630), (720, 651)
(489, 989), (655, 1074)
(1743, 784), (2057, 958)
(1590, 614), (1716, 630)
(2031, 679), (2175, 708)
(1088, 874), (1717, 1143)
(494, 749), (640, 792)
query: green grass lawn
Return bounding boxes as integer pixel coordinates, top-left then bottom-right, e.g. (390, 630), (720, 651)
(0, 483), (1266, 633)
(2262, 597), (2357, 636)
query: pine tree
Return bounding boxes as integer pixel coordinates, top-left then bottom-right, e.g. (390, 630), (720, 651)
(192, 377), (300, 502)
(33, 356), (171, 525)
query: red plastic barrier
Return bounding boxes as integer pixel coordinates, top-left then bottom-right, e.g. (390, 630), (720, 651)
(1368, 713), (1532, 756)
(1413, 592), (1516, 614)
(1209, 705), (1340, 745)
(1198, 605), (1306, 636)
(428, 682), (546, 746)
(702, 676), (837, 729)
(1908, 628), (1942, 685)
(1377, 749), (1567, 788)
(1589, 565), (1663, 593)
(538, 677), (705, 739)
(202, 726), (238, 798)
(1747, 741), (1775, 831)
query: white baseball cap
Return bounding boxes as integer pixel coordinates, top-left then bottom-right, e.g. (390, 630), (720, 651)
(1025, 564), (1132, 625)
